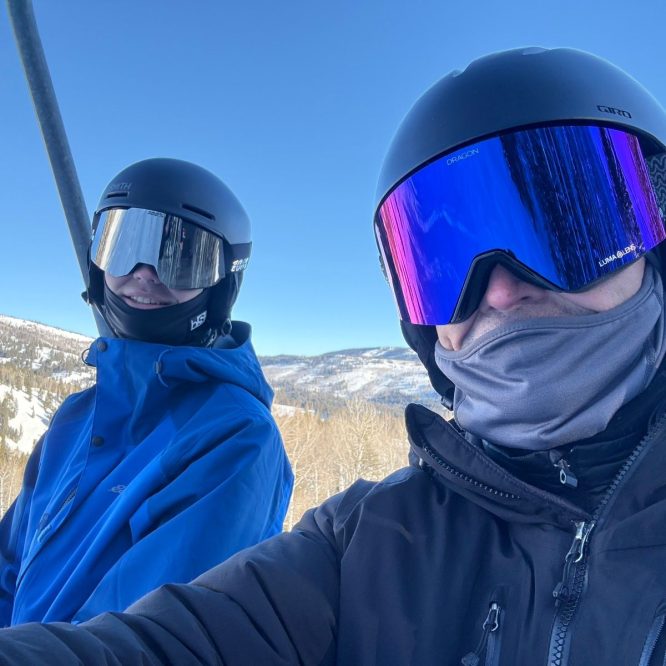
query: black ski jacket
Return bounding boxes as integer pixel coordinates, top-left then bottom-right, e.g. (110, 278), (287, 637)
(1, 397), (666, 665)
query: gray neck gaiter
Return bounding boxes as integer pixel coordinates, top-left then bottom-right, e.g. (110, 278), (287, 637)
(434, 264), (666, 450)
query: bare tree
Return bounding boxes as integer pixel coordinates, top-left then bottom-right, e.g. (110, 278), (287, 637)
(275, 406), (323, 529)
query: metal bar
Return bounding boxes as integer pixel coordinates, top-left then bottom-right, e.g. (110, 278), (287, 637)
(6, 0), (110, 336)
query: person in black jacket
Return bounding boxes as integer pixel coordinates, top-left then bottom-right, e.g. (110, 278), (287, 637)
(1, 46), (666, 666)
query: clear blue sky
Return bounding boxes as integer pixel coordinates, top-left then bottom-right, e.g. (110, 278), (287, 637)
(2, 0), (665, 355)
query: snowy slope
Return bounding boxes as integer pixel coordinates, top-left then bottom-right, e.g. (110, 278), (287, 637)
(0, 383), (50, 454)
(0, 315), (95, 454)
(260, 347), (439, 407)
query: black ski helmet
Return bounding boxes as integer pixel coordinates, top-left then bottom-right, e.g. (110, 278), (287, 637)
(87, 158), (251, 345)
(374, 47), (666, 405)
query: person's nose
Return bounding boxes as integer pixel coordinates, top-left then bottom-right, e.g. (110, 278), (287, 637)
(480, 264), (545, 312)
(131, 264), (162, 284)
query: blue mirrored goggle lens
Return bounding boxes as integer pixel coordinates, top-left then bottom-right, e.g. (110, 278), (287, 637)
(375, 125), (666, 325)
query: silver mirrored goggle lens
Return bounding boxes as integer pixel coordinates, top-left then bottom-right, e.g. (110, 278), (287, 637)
(91, 208), (224, 289)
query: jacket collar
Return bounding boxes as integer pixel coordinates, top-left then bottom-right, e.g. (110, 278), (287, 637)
(406, 403), (590, 528)
(83, 320), (273, 409)
(481, 371), (666, 512)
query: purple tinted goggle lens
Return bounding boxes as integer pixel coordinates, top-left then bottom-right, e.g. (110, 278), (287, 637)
(375, 124), (666, 326)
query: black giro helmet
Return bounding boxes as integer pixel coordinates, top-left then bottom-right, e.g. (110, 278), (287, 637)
(374, 47), (666, 404)
(87, 158), (251, 344)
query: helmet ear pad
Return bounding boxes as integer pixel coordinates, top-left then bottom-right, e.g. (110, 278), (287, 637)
(86, 262), (105, 307)
(208, 272), (243, 328)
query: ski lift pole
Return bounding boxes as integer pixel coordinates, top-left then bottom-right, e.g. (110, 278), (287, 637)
(6, 0), (110, 336)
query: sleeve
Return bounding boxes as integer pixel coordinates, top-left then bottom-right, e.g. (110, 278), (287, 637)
(0, 436), (45, 627)
(0, 492), (348, 665)
(73, 413), (294, 622)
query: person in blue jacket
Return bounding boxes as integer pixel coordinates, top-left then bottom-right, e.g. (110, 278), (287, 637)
(0, 158), (293, 625)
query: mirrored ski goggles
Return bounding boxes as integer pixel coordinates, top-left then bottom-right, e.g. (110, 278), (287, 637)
(375, 124), (666, 326)
(91, 207), (250, 290)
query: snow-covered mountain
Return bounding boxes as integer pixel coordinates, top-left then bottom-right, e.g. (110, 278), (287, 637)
(260, 347), (438, 409)
(0, 315), (439, 455)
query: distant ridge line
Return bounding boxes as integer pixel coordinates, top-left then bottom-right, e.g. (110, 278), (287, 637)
(0, 314), (93, 343)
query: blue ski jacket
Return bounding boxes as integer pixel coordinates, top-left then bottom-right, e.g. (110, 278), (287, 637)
(0, 322), (293, 626)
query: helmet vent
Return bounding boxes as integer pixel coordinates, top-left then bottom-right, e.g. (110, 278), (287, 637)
(182, 203), (215, 220)
(105, 191), (129, 199)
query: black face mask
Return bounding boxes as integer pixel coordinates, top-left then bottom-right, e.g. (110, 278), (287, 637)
(103, 284), (214, 346)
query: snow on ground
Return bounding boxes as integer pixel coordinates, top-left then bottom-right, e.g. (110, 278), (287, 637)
(339, 360), (417, 393)
(261, 350), (437, 406)
(52, 370), (94, 384)
(273, 404), (299, 418)
(272, 404), (315, 418)
(0, 383), (49, 454)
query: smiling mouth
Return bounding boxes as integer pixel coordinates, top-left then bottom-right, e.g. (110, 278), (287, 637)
(124, 294), (173, 307)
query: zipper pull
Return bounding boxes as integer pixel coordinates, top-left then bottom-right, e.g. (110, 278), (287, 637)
(555, 458), (578, 488)
(553, 521), (595, 604)
(569, 520), (595, 563)
(483, 602), (500, 631)
(461, 602), (501, 665)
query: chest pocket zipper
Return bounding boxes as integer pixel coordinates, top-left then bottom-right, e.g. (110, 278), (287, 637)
(461, 602), (503, 666)
(638, 611), (666, 666)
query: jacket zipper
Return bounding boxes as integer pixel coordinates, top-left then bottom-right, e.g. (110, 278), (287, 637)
(551, 520), (595, 604)
(420, 442), (520, 500)
(461, 602), (502, 666)
(638, 612), (666, 666)
(547, 409), (666, 666)
(548, 520), (595, 666)
(15, 486), (78, 591)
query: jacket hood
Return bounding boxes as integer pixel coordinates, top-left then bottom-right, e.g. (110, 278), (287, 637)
(84, 320), (273, 409)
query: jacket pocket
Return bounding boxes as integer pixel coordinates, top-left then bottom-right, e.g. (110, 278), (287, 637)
(638, 609), (666, 666)
(461, 601), (503, 666)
